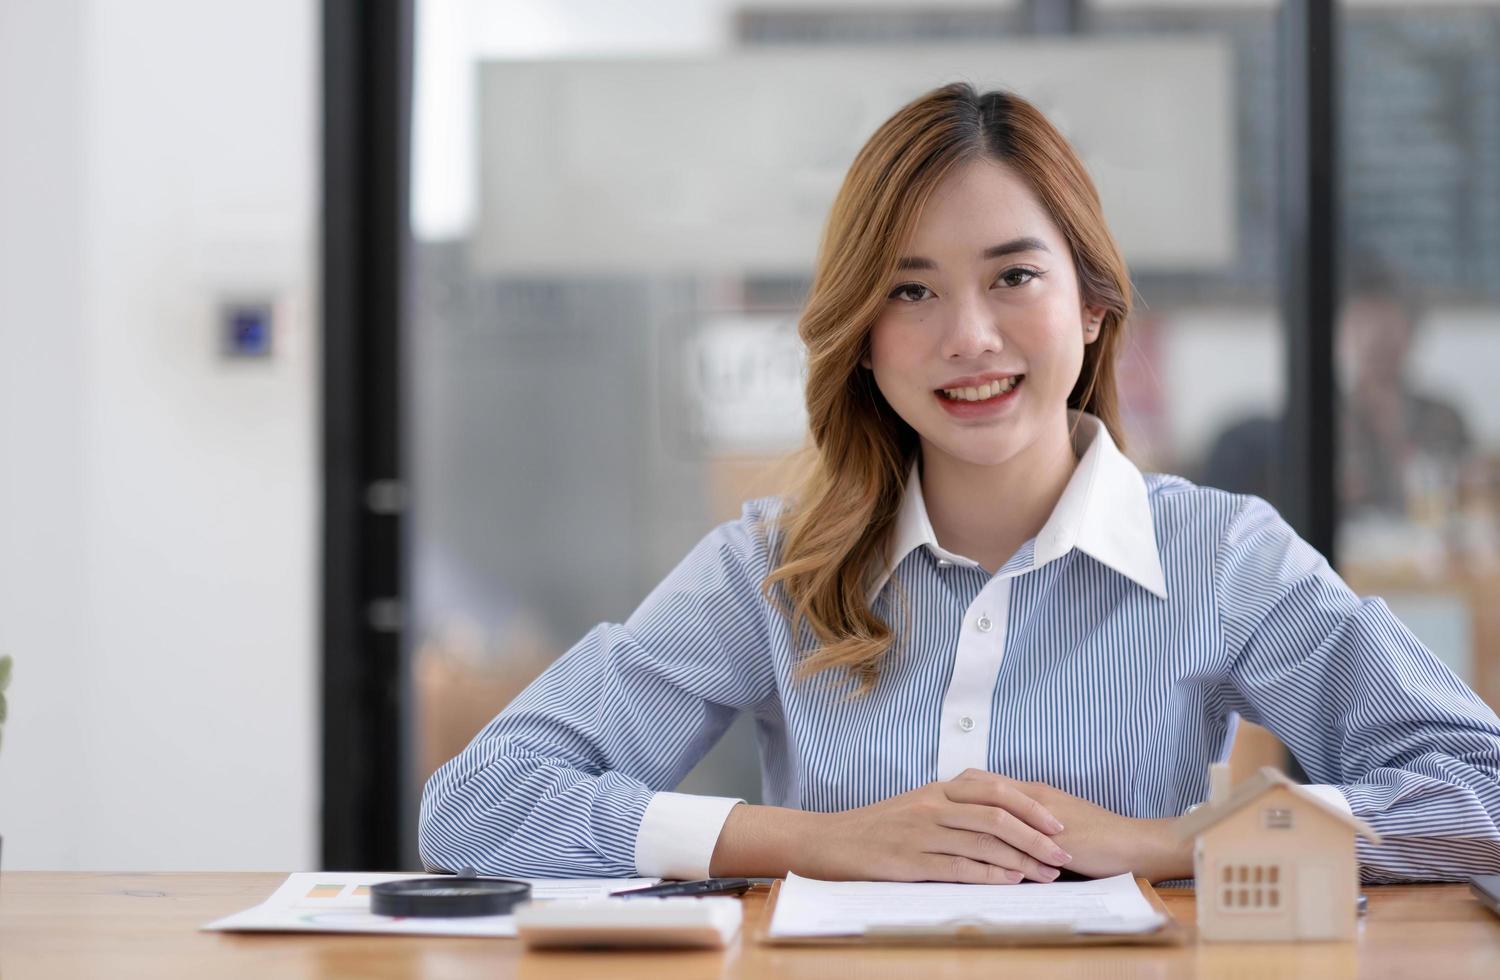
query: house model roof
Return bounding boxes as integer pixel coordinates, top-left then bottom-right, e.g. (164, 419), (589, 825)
(1173, 766), (1383, 844)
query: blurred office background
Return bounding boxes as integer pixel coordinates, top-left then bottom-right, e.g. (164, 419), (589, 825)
(0, 0), (1495, 871)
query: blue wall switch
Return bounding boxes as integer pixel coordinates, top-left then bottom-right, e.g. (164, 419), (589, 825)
(221, 300), (274, 358)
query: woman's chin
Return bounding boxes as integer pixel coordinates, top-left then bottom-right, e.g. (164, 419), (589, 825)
(920, 432), (1030, 470)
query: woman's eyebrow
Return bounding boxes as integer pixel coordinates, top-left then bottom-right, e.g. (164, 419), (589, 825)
(896, 236), (1051, 271)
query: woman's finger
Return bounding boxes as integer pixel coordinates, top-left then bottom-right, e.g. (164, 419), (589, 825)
(939, 800), (1073, 870)
(916, 852), (1024, 885)
(925, 828), (1060, 882)
(944, 774), (1065, 835)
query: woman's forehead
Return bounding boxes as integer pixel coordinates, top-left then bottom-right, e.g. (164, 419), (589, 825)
(902, 159), (1061, 259)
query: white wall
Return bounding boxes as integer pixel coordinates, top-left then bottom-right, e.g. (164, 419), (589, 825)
(0, 0), (90, 868)
(0, 0), (318, 870)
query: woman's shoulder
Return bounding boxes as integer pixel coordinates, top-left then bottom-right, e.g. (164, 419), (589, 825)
(696, 494), (793, 572)
(1136, 473), (1337, 615)
(737, 493), (792, 527)
(1140, 471), (1300, 551)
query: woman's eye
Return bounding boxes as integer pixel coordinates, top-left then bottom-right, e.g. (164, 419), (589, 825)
(998, 267), (1040, 288)
(888, 269), (1039, 302)
(888, 283), (932, 302)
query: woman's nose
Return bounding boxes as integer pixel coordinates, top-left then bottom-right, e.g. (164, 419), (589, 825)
(939, 291), (1004, 359)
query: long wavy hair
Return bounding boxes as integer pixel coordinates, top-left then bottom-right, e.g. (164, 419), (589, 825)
(762, 82), (1134, 692)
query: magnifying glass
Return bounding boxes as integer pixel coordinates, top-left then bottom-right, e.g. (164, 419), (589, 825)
(370, 868), (531, 918)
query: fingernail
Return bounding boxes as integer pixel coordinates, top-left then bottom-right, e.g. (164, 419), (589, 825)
(1048, 819), (1065, 834)
(1007, 870), (1024, 883)
(1053, 848), (1073, 864)
(1040, 868), (1060, 882)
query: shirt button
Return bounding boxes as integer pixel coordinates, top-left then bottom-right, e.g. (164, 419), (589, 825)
(976, 615), (993, 632)
(936, 558), (953, 568)
(958, 715), (975, 733)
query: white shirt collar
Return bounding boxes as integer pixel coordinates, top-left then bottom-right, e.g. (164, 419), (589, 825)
(868, 412), (1169, 604)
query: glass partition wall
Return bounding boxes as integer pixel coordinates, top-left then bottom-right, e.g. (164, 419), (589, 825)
(398, 0), (1284, 866)
(356, 0), (1500, 867)
(1333, 4), (1500, 716)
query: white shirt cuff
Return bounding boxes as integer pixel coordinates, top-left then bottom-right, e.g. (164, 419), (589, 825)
(1303, 784), (1354, 816)
(633, 792), (744, 879)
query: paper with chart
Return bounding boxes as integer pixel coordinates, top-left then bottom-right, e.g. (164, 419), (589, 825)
(768, 871), (1166, 938)
(202, 872), (658, 938)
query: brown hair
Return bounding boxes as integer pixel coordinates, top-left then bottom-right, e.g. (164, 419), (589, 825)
(762, 82), (1134, 692)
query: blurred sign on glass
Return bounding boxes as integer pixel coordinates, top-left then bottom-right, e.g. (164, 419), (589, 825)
(683, 315), (807, 453)
(474, 41), (1234, 276)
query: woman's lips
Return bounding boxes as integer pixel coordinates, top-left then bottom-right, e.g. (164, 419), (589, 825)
(933, 375), (1024, 419)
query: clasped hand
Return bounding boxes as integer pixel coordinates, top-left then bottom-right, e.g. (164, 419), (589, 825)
(801, 768), (1182, 884)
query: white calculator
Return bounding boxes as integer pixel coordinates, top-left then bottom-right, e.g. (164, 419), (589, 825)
(514, 896), (743, 950)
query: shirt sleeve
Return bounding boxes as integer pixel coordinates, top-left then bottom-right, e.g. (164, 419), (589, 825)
(634, 793), (745, 879)
(417, 501), (780, 878)
(1215, 494), (1500, 883)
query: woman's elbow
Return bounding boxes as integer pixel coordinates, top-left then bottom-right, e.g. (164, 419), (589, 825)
(416, 765), (534, 875)
(416, 778), (463, 872)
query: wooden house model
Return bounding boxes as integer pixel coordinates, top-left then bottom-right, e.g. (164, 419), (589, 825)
(1173, 765), (1382, 942)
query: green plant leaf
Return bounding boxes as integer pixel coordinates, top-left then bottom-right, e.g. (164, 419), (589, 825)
(0, 654), (10, 740)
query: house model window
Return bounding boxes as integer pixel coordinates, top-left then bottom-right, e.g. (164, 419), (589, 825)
(1218, 863), (1281, 911)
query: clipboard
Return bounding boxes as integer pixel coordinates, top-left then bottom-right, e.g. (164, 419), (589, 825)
(755, 876), (1186, 947)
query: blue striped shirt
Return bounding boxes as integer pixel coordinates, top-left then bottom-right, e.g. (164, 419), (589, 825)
(419, 414), (1500, 883)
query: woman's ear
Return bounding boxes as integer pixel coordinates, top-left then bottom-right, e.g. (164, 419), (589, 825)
(1082, 305), (1107, 344)
(860, 350), (873, 370)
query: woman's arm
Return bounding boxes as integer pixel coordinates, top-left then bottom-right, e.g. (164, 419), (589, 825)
(418, 505), (780, 879)
(1217, 495), (1500, 882)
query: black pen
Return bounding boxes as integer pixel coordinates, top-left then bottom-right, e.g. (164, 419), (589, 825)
(612, 877), (753, 899)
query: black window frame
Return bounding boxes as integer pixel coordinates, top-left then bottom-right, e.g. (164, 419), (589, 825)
(321, 0), (412, 870)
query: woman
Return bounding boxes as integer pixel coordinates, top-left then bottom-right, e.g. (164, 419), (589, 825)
(419, 83), (1500, 885)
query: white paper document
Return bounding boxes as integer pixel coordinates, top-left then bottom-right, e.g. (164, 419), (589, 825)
(202, 872), (658, 938)
(768, 872), (1166, 938)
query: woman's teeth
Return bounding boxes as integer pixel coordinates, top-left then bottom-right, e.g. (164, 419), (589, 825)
(939, 376), (1021, 401)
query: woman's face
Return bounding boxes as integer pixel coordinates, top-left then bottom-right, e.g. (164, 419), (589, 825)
(864, 157), (1103, 469)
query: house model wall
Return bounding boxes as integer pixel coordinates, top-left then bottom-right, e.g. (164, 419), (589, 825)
(1175, 766), (1382, 942)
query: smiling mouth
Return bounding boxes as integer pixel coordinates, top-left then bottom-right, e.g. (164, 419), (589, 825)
(936, 376), (1024, 402)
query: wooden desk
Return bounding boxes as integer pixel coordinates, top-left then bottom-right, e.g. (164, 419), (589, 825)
(2, 872), (1497, 979)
